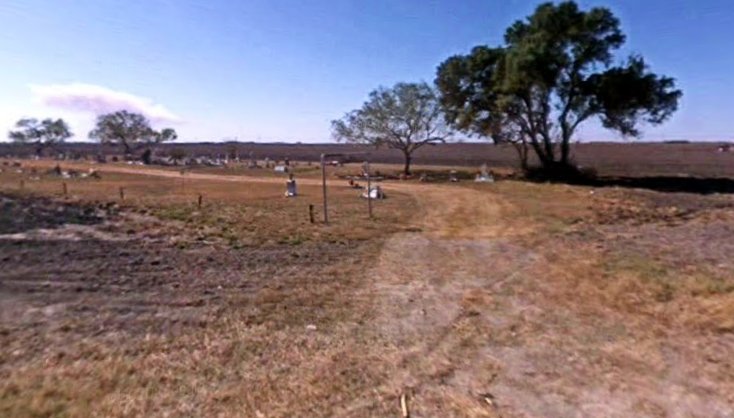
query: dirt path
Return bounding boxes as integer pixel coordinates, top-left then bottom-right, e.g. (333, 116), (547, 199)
(363, 185), (734, 417)
(362, 186), (535, 417)
(31, 163), (328, 187)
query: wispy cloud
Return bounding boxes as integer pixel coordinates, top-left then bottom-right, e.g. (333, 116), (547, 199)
(29, 83), (182, 124)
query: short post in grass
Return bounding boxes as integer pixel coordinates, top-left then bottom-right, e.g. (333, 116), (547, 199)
(119, 187), (125, 201)
(197, 194), (203, 208)
(62, 182), (68, 196)
(309, 204), (315, 224)
(19, 179), (24, 190)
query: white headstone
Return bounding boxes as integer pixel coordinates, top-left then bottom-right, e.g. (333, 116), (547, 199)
(362, 185), (385, 199)
(285, 179), (297, 197)
(475, 164), (494, 182)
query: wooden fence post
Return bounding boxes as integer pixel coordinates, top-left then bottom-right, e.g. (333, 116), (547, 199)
(198, 194), (203, 208)
(19, 179), (24, 190)
(119, 187), (125, 200)
(309, 204), (315, 224)
(62, 182), (68, 196)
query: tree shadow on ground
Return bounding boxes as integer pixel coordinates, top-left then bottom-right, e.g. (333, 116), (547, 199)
(586, 176), (734, 195)
(522, 165), (734, 195)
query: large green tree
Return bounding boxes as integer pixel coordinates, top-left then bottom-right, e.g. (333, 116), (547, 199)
(436, 1), (681, 175)
(331, 82), (449, 175)
(8, 118), (73, 157)
(88, 110), (177, 161)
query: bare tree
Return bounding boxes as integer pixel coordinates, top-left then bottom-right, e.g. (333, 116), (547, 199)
(88, 110), (177, 162)
(331, 82), (449, 175)
(8, 118), (72, 157)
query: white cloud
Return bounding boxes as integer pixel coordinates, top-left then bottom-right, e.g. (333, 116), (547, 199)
(29, 83), (182, 124)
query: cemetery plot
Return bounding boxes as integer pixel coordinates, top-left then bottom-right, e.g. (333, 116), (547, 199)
(0, 160), (733, 417)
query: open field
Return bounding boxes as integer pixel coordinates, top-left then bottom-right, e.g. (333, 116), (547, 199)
(3, 141), (734, 179)
(1, 159), (734, 417)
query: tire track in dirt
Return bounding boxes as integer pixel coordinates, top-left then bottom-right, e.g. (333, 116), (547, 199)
(361, 185), (542, 417)
(364, 185), (734, 418)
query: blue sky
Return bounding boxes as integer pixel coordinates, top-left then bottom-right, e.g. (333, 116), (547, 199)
(1, 0), (732, 143)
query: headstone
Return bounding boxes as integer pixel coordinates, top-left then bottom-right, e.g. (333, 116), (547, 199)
(285, 175), (297, 197)
(475, 163), (495, 182)
(362, 185), (385, 200)
(248, 151), (259, 168)
(274, 165), (287, 173)
(449, 170), (459, 182)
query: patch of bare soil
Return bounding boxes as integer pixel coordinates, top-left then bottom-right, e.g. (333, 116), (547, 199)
(0, 198), (351, 358)
(0, 193), (110, 234)
(0, 193), (386, 417)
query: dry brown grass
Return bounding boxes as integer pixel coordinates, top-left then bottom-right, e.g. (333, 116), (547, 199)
(0, 160), (420, 417)
(1, 158), (733, 417)
(0, 160), (416, 246)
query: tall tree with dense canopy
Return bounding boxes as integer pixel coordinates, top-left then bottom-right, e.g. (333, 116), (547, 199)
(436, 1), (682, 176)
(331, 82), (449, 175)
(8, 118), (73, 157)
(88, 110), (177, 162)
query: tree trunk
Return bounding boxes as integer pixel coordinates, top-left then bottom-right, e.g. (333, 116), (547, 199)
(528, 137), (552, 167)
(122, 140), (132, 157)
(511, 141), (529, 171)
(403, 151), (412, 175)
(560, 137), (571, 165)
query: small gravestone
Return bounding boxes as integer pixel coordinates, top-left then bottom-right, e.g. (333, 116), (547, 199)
(449, 170), (459, 182)
(247, 151), (259, 168)
(475, 164), (494, 183)
(274, 165), (287, 173)
(285, 174), (297, 197)
(362, 185), (385, 200)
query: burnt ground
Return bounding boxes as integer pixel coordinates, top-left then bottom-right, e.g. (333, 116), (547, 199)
(0, 193), (369, 387)
(0, 194), (108, 234)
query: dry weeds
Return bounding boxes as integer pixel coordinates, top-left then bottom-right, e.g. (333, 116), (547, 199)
(1, 159), (733, 417)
